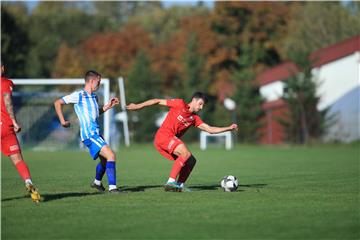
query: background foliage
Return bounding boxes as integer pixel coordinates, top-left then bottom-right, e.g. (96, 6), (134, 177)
(1, 1), (359, 143)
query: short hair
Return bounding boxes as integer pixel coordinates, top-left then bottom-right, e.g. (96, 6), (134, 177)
(191, 92), (208, 104)
(84, 70), (101, 82)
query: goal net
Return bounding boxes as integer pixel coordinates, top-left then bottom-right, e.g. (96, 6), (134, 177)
(12, 79), (111, 151)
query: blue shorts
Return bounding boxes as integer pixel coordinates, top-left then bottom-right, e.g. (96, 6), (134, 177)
(83, 135), (107, 160)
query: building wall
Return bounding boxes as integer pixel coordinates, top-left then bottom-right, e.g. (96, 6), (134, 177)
(258, 37), (360, 144)
(314, 51), (360, 110)
(260, 100), (288, 144)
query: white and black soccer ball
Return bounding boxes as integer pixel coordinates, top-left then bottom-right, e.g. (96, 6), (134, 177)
(221, 175), (239, 192)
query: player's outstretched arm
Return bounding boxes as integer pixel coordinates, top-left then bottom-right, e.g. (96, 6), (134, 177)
(126, 99), (167, 111)
(54, 99), (70, 128)
(197, 123), (238, 134)
(99, 97), (120, 115)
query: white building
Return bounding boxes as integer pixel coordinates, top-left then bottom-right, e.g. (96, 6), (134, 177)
(257, 35), (359, 143)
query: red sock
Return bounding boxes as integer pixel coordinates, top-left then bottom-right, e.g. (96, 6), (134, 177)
(169, 156), (188, 180)
(15, 161), (31, 181)
(178, 156), (196, 183)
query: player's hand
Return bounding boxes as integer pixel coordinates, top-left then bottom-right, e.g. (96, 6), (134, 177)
(108, 97), (120, 108)
(103, 97), (120, 112)
(13, 122), (21, 133)
(229, 123), (238, 131)
(61, 120), (71, 128)
(126, 103), (141, 111)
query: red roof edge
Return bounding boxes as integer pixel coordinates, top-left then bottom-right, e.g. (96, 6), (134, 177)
(257, 35), (360, 86)
(310, 35), (360, 67)
(256, 62), (299, 86)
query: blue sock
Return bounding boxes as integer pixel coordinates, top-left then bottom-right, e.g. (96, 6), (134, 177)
(95, 162), (106, 181)
(106, 161), (116, 186)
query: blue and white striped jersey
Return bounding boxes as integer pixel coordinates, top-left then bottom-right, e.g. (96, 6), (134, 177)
(62, 90), (100, 141)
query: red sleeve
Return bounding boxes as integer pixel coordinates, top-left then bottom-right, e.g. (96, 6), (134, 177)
(1, 79), (13, 94)
(166, 99), (186, 108)
(193, 114), (204, 127)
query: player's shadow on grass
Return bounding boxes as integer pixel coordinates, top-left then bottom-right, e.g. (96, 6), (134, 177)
(190, 183), (267, 191)
(1, 192), (102, 203)
(119, 183), (268, 192)
(240, 184), (267, 188)
(41, 192), (103, 202)
(120, 185), (162, 192)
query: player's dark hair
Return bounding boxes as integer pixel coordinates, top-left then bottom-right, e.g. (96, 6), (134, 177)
(84, 70), (101, 82)
(191, 92), (208, 104)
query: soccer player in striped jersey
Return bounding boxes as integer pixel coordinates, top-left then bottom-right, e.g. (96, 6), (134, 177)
(54, 70), (121, 193)
(127, 92), (238, 192)
(1, 60), (41, 203)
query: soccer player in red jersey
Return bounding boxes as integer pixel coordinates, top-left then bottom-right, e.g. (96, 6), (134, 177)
(0, 60), (41, 202)
(127, 92), (238, 192)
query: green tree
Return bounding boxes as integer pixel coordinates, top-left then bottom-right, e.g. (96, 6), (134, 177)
(231, 45), (264, 143)
(1, 6), (30, 77)
(284, 2), (360, 59)
(181, 33), (209, 96)
(127, 50), (160, 142)
(92, 1), (162, 30)
(26, 2), (109, 77)
(178, 33), (210, 141)
(279, 54), (331, 144)
(129, 5), (208, 43)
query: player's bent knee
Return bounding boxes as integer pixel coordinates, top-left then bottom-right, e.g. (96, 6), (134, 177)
(107, 152), (116, 161)
(9, 153), (23, 165)
(182, 151), (191, 160)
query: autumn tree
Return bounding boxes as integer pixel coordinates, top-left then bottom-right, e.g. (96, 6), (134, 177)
(53, 24), (153, 82)
(52, 43), (84, 78)
(210, 1), (292, 97)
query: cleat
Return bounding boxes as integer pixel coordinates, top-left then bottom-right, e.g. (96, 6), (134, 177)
(26, 184), (41, 203)
(164, 182), (181, 192)
(90, 182), (105, 192)
(108, 188), (123, 194)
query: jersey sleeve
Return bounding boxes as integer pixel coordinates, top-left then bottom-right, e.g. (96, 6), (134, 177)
(2, 79), (13, 94)
(62, 91), (80, 104)
(166, 99), (186, 108)
(193, 114), (204, 127)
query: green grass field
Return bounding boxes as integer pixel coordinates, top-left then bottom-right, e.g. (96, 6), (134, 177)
(1, 144), (359, 239)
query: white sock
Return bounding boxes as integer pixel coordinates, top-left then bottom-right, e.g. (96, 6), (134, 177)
(109, 185), (117, 191)
(178, 183), (184, 188)
(167, 178), (176, 183)
(25, 179), (33, 185)
(94, 179), (101, 185)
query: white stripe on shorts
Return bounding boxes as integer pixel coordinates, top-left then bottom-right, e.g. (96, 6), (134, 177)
(90, 138), (102, 148)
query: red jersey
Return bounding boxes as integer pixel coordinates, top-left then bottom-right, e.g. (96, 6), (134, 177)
(157, 99), (204, 138)
(1, 77), (14, 127)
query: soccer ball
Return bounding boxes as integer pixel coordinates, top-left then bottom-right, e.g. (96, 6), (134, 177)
(221, 175), (238, 192)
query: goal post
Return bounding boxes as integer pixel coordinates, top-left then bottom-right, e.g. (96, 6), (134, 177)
(200, 131), (233, 150)
(12, 78), (111, 150)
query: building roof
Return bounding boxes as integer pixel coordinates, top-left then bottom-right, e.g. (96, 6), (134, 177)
(257, 35), (360, 86)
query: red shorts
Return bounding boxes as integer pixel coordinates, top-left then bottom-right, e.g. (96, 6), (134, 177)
(1, 124), (21, 156)
(154, 133), (183, 161)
